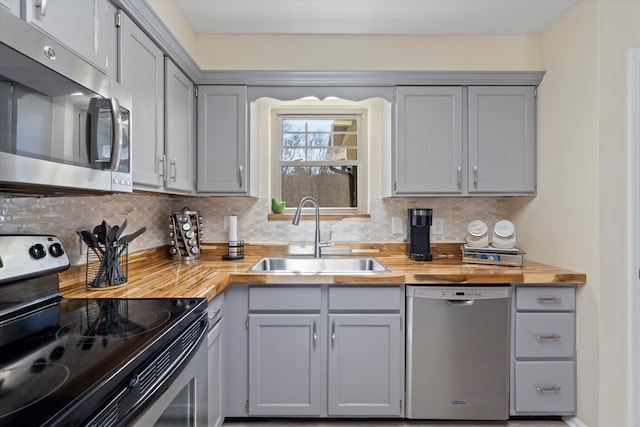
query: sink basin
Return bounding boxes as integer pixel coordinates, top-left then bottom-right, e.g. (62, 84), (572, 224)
(246, 257), (390, 274)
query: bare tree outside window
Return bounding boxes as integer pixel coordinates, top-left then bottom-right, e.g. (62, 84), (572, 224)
(279, 116), (360, 209)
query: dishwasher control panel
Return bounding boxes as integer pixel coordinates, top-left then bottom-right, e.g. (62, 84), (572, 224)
(407, 286), (511, 300)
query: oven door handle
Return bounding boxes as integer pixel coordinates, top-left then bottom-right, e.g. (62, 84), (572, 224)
(109, 97), (123, 172)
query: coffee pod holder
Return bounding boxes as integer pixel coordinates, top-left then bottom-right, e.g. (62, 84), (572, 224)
(169, 208), (203, 261)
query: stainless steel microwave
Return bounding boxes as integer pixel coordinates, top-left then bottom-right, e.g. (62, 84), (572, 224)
(0, 8), (132, 195)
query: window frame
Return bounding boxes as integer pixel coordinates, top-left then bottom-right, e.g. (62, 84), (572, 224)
(270, 106), (369, 215)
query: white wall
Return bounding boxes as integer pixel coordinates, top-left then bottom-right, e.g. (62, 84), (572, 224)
(511, 1), (640, 426)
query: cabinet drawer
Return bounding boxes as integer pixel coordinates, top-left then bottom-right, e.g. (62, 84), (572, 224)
(515, 312), (574, 358)
(249, 286), (321, 311)
(328, 286), (401, 311)
(516, 286), (575, 311)
(514, 361), (575, 414)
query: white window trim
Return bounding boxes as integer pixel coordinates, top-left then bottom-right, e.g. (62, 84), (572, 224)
(270, 105), (369, 215)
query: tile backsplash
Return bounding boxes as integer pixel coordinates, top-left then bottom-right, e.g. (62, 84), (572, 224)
(1, 193), (508, 265)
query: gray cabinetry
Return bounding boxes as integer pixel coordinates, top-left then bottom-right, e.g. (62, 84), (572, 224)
(118, 11), (164, 188)
(197, 85), (250, 194)
(391, 85), (536, 196)
(468, 86), (536, 194)
(246, 285), (403, 418)
(222, 284), (249, 418)
(248, 286), (322, 416)
(510, 285), (576, 416)
(164, 58), (195, 193)
(394, 86), (463, 194)
(24, 0), (114, 74)
(208, 293), (224, 427)
(0, 0), (19, 16)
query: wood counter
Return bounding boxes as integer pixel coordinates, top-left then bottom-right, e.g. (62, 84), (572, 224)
(59, 243), (586, 301)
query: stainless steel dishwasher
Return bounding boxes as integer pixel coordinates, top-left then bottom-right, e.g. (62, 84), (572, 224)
(406, 285), (511, 420)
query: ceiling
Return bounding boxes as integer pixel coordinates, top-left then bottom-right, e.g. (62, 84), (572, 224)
(172, 0), (580, 35)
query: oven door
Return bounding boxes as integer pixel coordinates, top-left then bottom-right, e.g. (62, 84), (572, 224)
(131, 339), (208, 427)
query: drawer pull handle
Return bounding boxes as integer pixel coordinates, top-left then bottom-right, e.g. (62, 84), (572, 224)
(536, 386), (562, 393)
(536, 334), (561, 341)
(537, 296), (563, 303)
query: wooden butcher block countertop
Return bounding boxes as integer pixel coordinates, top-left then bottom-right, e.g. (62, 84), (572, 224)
(59, 243), (586, 301)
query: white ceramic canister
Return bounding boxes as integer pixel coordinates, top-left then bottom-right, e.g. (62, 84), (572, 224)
(492, 220), (517, 249)
(466, 220), (489, 248)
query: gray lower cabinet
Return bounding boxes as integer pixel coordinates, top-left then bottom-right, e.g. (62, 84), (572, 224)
(24, 0), (115, 75)
(246, 285), (404, 418)
(327, 314), (402, 416)
(196, 85), (250, 194)
(510, 285), (576, 416)
(119, 11), (165, 188)
(208, 293), (224, 427)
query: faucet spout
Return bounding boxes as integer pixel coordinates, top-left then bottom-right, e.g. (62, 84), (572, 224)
(292, 196), (324, 258)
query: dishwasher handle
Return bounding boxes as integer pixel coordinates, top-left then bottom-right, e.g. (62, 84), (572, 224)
(446, 299), (475, 306)
(407, 286), (511, 300)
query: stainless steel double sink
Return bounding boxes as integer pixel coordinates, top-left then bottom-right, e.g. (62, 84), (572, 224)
(246, 257), (390, 274)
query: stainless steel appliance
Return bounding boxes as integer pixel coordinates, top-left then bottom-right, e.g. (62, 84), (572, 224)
(407, 208), (432, 261)
(406, 285), (511, 420)
(0, 9), (132, 195)
(0, 234), (208, 426)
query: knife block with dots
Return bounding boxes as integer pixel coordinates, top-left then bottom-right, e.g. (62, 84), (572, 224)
(168, 208), (203, 261)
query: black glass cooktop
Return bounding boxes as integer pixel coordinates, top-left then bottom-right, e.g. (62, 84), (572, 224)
(0, 297), (206, 427)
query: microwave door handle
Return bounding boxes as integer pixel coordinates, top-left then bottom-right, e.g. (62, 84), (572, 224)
(109, 97), (123, 171)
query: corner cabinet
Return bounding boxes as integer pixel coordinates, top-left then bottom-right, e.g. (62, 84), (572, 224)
(246, 285), (404, 418)
(196, 85), (251, 195)
(391, 85), (536, 196)
(118, 11), (165, 188)
(510, 285), (576, 416)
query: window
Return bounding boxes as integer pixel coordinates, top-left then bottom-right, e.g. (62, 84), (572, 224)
(271, 107), (369, 214)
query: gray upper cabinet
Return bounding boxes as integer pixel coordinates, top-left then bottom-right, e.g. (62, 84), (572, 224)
(0, 0), (19, 16)
(391, 85), (536, 196)
(118, 11), (165, 188)
(197, 85), (249, 194)
(164, 58), (195, 193)
(24, 0), (115, 74)
(468, 86), (536, 194)
(394, 86), (464, 194)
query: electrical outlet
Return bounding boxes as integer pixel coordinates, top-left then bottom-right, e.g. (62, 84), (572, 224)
(391, 217), (404, 235)
(432, 217), (444, 235)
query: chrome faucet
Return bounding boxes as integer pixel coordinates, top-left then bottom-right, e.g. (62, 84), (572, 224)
(292, 196), (330, 258)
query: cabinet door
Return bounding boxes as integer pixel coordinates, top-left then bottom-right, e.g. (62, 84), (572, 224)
(197, 85), (248, 194)
(119, 12), (164, 188)
(395, 86), (463, 194)
(208, 319), (224, 427)
(468, 86), (536, 193)
(164, 59), (195, 193)
(328, 314), (402, 416)
(248, 313), (322, 416)
(24, 0), (113, 73)
(0, 0), (20, 16)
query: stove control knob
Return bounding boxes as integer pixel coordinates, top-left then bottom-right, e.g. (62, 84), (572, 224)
(49, 242), (65, 257)
(29, 243), (46, 259)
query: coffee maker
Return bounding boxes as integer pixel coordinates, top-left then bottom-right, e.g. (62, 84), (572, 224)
(407, 208), (433, 261)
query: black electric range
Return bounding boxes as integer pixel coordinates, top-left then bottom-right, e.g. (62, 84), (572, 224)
(0, 234), (207, 427)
